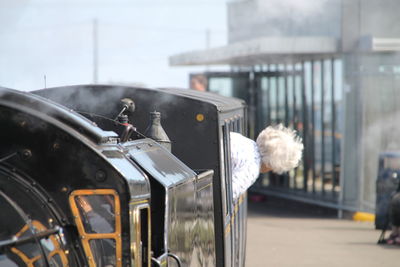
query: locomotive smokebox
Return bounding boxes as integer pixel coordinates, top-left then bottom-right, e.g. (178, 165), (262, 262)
(144, 111), (171, 151)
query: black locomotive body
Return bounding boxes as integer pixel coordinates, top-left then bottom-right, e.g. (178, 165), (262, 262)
(0, 85), (247, 267)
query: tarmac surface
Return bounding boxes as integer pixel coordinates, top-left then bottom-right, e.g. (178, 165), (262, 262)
(245, 196), (399, 267)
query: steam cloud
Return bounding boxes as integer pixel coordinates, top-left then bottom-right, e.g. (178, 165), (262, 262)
(256, 0), (330, 21)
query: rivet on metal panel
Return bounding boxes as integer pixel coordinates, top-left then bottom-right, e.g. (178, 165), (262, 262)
(19, 120), (27, 127)
(52, 143), (60, 150)
(95, 170), (107, 182)
(20, 149), (32, 160)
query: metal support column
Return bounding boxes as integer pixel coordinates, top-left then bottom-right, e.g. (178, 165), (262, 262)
(331, 59), (337, 194)
(284, 65), (289, 127)
(311, 60), (316, 193)
(301, 62), (309, 192)
(248, 70), (256, 139)
(321, 60), (326, 195)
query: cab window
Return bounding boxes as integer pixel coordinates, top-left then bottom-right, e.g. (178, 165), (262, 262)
(69, 189), (122, 267)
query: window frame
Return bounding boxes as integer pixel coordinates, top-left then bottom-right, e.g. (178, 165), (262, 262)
(69, 189), (122, 267)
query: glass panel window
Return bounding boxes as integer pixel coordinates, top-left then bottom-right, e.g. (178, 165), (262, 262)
(14, 229), (42, 258)
(259, 77), (270, 129)
(277, 76), (285, 124)
(209, 77), (233, 97)
(89, 239), (116, 267)
(8, 221), (68, 267)
(50, 253), (63, 267)
(269, 77), (278, 124)
(69, 189), (122, 267)
(75, 195), (115, 234)
(33, 259), (46, 267)
(313, 61), (323, 193)
(0, 188), (68, 267)
(322, 59), (334, 194)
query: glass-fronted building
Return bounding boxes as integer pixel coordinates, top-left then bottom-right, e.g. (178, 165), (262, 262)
(170, 0), (400, 214)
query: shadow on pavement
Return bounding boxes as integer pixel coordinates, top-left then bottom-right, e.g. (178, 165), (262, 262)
(247, 193), (338, 219)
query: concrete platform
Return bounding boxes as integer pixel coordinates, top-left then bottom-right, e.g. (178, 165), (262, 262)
(245, 197), (399, 267)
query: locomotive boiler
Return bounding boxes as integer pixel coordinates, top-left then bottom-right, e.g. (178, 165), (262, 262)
(0, 85), (247, 267)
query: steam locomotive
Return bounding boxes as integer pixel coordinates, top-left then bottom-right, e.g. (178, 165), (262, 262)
(0, 85), (247, 267)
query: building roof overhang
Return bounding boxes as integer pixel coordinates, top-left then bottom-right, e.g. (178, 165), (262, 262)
(169, 36), (340, 66)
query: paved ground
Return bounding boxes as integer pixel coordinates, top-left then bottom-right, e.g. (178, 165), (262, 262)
(245, 196), (399, 267)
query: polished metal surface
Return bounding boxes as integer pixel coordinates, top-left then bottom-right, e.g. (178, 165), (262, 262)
(10, 84), (250, 267)
(32, 85), (248, 267)
(0, 88), (154, 267)
(128, 138), (198, 265)
(128, 139), (195, 187)
(194, 170), (216, 267)
(102, 145), (150, 200)
(128, 139), (218, 267)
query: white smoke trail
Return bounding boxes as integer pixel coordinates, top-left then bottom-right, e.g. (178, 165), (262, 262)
(256, 0), (331, 22)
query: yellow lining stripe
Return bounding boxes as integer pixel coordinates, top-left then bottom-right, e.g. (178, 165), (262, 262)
(129, 199), (149, 205)
(225, 193), (246, 236)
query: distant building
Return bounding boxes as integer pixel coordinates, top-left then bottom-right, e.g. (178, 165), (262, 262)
(169, 0), (400, 214)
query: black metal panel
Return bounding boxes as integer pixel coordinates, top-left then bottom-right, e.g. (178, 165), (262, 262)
(0, 88), (118, 144)
(34, 85), (225, 172)
(34, 84), (246, 267)
(0, 87), (150, 266)
(0, 167), (79, 266)
(127, 139), (201, 265)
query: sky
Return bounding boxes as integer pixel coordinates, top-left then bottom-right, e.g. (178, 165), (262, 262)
(0, 0), (230, 91)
